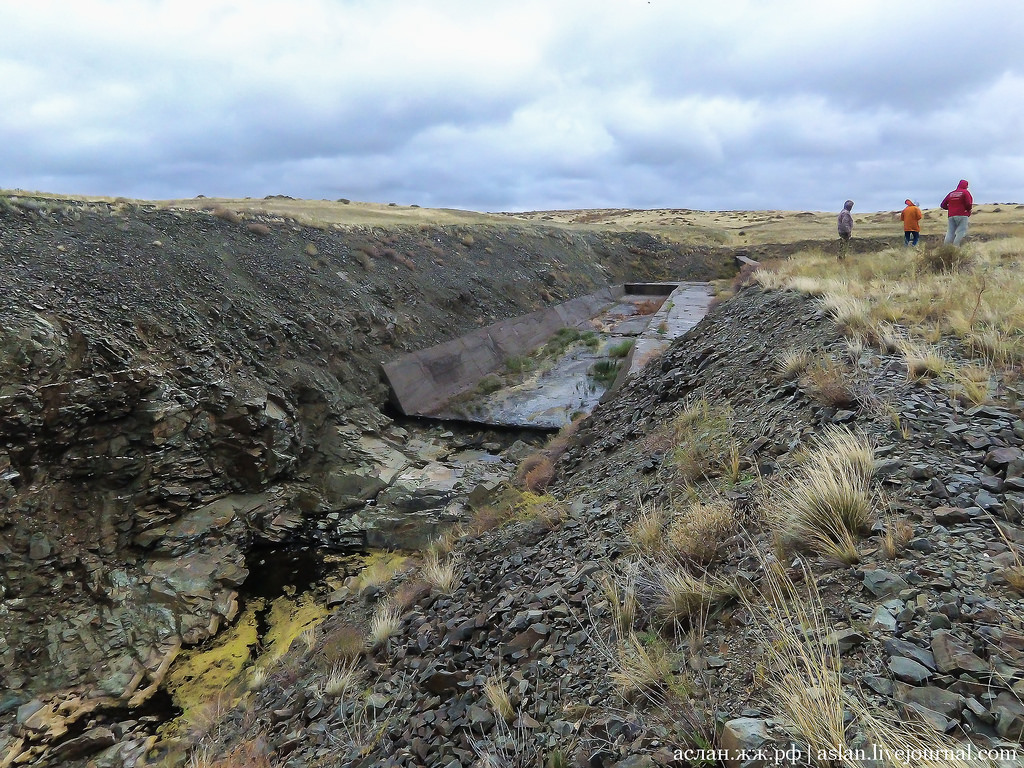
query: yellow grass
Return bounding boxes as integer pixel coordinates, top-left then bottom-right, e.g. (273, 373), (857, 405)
(773, 427), (874, 563)
(770, 241), (1024, 375)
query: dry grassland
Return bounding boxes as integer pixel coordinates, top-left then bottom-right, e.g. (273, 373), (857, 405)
(7, 187), (1021, 247)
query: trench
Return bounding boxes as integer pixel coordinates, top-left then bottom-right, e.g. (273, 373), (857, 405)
(106, 282), (714, 760)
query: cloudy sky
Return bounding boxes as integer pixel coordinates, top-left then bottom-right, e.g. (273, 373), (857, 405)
(1, 1), (1022, 213)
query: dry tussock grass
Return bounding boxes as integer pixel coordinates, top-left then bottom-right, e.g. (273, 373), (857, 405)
(626, 501), (666, 554)
(656, 397), (734, 482)
(800, 356), (858, 407)
(666, 499), (736, 565)
(421, 551), (461, 595)
(608, 633), (688, 701)
(769, 241), (1024, 383)
(898, 340), (946, 379)
(742, 558), (1000, 768)
(368, 601), (401, 647)
(483, 673), (514, 722)
(649, 564), (733, 623)
(775, 348), (811, 380)
(773, 426), (874, 563)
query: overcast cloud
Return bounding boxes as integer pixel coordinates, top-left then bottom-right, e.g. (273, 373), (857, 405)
(1, 0), (1022, 212)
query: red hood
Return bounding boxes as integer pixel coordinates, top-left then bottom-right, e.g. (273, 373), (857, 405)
(957, 179), (969, 190)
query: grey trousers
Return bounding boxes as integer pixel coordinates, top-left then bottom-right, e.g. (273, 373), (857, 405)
(944, 216), (969, 246)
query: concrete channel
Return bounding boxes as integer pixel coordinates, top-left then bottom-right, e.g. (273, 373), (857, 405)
(383, 281), (712, 429)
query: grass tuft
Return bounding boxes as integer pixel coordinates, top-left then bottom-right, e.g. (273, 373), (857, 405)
(666, 499), (736, 565)
(368, 601), (401, 648)
(483, 673), (514, 722)
(774, 427), (874, 562)
(422, 551), (461, 595)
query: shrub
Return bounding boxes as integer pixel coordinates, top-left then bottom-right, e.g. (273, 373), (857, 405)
(516, 453), (553, 488)
(246, 222), (271, 236)
(304, 243), (318, 257)
(918, 243), (974, 273)
(634, 299), (662, 315)
(320, 622), (365, 666)
(523, 457), (555, 493)
(800, 356), (857, 407)
(667, 500), (736, 564)
(588, 359), (620, 387)
(504, 355), (535, 375)
(608, 339), (634, 358)
(211, 206), (242, 224)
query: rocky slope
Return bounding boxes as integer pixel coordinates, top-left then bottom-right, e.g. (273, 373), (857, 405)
(0, 195), (733, 766)
(177, 285), (1024, 768)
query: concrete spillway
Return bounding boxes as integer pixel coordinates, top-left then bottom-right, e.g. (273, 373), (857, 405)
(383, 281), (712, 428)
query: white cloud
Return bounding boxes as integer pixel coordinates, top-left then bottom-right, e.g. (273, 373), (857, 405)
(1, 0), (1022, 210)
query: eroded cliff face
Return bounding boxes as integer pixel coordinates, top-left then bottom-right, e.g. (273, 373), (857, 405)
(0, 197), (730, 763)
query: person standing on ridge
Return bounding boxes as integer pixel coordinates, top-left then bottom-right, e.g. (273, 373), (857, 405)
(940, 179), (973, 246)
(900, 198), (923, 246)
(837, 200), (854, 259)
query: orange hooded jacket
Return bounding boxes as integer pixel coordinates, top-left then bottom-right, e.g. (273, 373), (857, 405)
(900, 200), (922, 232)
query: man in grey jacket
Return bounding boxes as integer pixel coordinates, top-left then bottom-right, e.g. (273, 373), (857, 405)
(837, 200), (854, 259)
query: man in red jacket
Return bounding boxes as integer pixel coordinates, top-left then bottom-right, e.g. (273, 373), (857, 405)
(940, 179), (973, 246)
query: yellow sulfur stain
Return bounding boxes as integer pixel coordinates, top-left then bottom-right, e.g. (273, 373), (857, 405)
(162, 600), (262, 729)
(261, 593), (328, 662)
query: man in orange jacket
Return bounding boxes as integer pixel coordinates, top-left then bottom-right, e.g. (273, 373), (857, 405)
(900, 199), (923, 246)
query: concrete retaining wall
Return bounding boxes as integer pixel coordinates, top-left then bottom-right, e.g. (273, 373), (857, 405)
(384, 286), (625, 416)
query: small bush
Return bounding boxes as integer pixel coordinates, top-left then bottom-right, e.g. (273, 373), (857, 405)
(608, 339), (634, 358)
(246, 222), (271, 236)
(392, 579), (431, 610)
(211, 206), (242, 224)
(504, 355), (535, 375)
(519, 454), (555, 493)
(801, 356), (858, 407)
(918, 244), (974, 273)
(304, 243), (318, 256)
(588, 359), (620, 387)
(634, 299), (662, 316)
(476, 374), (504, 395)
(667, 500), (736, 564)
(320, 622), (365, 666)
